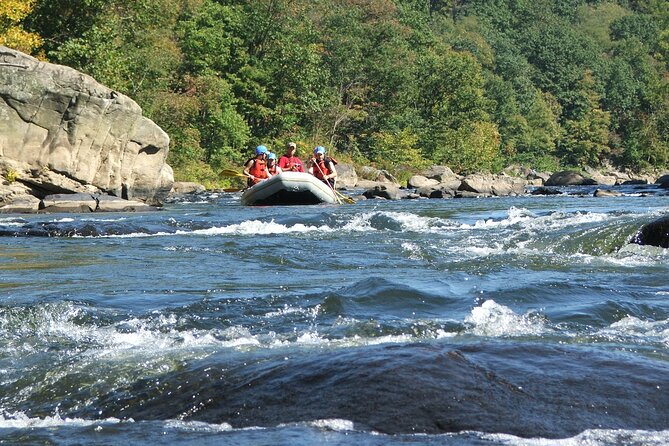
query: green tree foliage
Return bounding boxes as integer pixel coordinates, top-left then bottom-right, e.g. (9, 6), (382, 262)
(559, 71), (611, 166)
(22, 0), (669, 181)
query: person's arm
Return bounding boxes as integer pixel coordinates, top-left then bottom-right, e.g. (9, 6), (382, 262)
(297, 158), (305, 172)
(324, 162), (337, 180)
(243, 160), (255, 180)
(278, 156), (288, 170)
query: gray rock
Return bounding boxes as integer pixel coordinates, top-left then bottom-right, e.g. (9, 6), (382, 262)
(358, 166), (398, 184)
(529, 171), (551, 182)
(356, 179), (389, 189)
(407, 175), (439, 189)
(418, 186), (456, 198)
(335, 163), (357, 188)
(593, 189), (623, 197)
(40, 193), (97, 213)
(36, 192), (158, 213)
(362, 184), (402, 200)
(170, 182), (206, 195)
(422, 165), (457, 182)
(456, 190), (490, 198)
(417, 178), (461, 198)
(96, 194), (157, 212)
(0, 195), (40, 213)
(459, 174), (526, 197)
(545, 171), (597, 186)
(0, 46), (173, 205)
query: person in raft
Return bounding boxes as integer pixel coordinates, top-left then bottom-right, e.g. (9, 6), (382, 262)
(278, 141), (304, 172)
(267, 152), (282, 176)
(243, 145), (271, 187)
(308, 146), (337, 188)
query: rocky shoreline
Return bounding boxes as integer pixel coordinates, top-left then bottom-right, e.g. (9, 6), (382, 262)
(0, 45), (172, 214)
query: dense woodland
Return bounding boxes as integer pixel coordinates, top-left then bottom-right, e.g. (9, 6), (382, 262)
(2, 0), (669, 185)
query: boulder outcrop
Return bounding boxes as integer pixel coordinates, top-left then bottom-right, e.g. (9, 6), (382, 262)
(630, 215), (669, 248)
(545, 171), (597, 186)
(0, 46), (173, 206)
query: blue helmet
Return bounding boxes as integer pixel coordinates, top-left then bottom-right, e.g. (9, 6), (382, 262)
(313, 146), (326, 155)
(267, 152), (277, 160)
(255, 145), (268, 155)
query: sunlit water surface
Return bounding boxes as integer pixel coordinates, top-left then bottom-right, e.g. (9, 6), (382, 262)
(1, 184), (668, 445)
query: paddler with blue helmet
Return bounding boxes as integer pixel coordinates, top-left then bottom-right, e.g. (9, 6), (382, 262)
(267, 152), (282, 176)
(308, 145), (337, 188)
(243, 145), (271, 186)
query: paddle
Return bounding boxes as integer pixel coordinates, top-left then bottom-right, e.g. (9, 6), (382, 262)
(310, 157), (354, 204)
(220, 168), (248, 178)
(333, 188), (355, 204)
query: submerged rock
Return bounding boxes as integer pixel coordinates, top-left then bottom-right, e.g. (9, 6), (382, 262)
(630, 215), (669, 248)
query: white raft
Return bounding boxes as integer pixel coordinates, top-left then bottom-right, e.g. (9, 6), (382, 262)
(241, 172), (338, 206)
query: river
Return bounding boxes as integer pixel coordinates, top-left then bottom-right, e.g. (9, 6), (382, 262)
(0, 183), (668, 445)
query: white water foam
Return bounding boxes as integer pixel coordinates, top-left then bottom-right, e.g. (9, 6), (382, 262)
(0, 411), (128, 429)
(304, 418), (355, 431)
(164, 419), (233, 432)
(483, 428), (669, 445)
(342, 211), (454, 233)
(465, 207), (612, 232)
(98, 219), (334, 238)
(599, 316), (669, 347)
(0, 217), (26, 227)
(465, 300), (549, 337)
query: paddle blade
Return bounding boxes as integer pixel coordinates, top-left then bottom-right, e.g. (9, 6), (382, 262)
(334, 190), (355, 204)
(221, 169), (247, 178)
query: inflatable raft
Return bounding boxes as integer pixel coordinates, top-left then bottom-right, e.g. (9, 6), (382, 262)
(241, 172), (338, 206)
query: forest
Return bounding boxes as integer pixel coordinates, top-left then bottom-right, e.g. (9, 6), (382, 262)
(2, 0), (669, 185)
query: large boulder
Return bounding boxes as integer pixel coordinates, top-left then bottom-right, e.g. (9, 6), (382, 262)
(545, 171), (597, 186)
(459, 174), (526, 197)
(422, 165), (458, 182)
(407, 175), (439, 189)
(0, 46), (173, 205)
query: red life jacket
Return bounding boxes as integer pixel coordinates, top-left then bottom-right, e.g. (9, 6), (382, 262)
(248, 158), (268, 185)
(268, 164), (278, 175)
(312, 158), (332, 181)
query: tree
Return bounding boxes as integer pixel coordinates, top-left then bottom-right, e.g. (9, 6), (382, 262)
(0, 0), (42, 54)
(559, 71), (611, 166)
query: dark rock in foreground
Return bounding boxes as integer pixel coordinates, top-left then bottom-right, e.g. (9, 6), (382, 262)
(630, 215), (669, 248)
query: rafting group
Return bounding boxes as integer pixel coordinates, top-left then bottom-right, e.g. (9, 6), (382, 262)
(228, 142), (353, 206)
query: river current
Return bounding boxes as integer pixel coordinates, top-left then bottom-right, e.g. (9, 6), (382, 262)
(0, 184), (668, 445)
